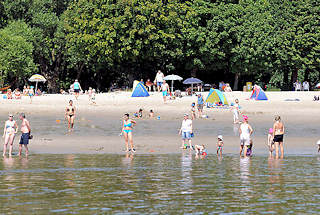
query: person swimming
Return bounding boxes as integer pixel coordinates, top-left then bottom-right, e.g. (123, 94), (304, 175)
(65, 100), (76, 131)
(121, 113), (136, 152)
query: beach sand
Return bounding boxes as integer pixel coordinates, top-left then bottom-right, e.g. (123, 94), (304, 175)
(1, 91), (319, 155)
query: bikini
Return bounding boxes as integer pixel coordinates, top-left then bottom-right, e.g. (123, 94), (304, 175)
(5, 121), (15, 134)
(123, 121), (132, 133)
(67, 107), (75, 117)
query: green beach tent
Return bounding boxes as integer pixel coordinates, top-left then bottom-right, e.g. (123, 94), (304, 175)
(205, 89), (229, 106)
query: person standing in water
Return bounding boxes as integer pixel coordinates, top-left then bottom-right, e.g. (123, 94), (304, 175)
(18, 113), (31, 157)
(239, 115), (253, 157)
(28, 86), (34, 104)
(2, 114), (18, 157)
(161, 80), (170, 103)
(233, 99), (240, 124)
(273, 115), (285, 159)
(73, 79), (82, 100)
(179, 114), (193, 150)
(121, 113), (136, 152)
(65, 100), (76, 131)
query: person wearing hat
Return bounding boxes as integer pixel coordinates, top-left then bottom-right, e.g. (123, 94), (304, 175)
(179, 114), (193, 150)
(217, 135), (224, 157)
(239, 115), (253, 157)
(2, 114), (18, 157)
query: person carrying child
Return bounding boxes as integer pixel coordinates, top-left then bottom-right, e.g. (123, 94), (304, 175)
(217, 135), (224, 157)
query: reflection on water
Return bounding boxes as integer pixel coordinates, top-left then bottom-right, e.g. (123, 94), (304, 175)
(0, 154), (319, 214)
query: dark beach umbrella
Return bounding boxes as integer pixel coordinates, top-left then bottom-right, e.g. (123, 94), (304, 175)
(183, 77), (203, 95)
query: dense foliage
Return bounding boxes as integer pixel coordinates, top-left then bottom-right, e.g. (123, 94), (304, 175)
(0, 0), (319, 92)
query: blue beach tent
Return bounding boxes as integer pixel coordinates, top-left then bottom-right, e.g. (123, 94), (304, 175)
(250, 86), (268, 100)
(131, 81), (150, 97)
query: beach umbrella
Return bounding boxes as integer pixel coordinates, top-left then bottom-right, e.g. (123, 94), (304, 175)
(183, 77), (203, 95)
(29, 74), (46, 92)
(164, 74), (183, 92)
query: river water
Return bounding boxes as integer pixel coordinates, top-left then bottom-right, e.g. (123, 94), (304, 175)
(0, 154), (319, 214)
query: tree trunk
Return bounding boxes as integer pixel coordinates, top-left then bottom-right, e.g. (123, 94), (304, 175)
(304, 69), (309, 81)
(233, 73), (239, 91)
(283, 69), (289, 91)
(291, 69), (298, 84)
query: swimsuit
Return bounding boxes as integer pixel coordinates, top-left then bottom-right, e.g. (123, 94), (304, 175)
(123, 121), (133, 133)
(273, 134), (284, 142)
(5, 121), (15, 134)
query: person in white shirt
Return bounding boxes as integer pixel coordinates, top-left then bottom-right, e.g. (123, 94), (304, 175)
(179, 114), (193, 150)
(233, 99), (240, 124)
(303, 81), (309, 91)
(154, 70), (164, 92)
(239, 115), (253, 157)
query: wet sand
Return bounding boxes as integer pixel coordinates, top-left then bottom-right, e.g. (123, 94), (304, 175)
(0, 91), (319, 155)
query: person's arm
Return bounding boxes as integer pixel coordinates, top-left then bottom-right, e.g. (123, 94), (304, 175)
(26, 120), (31, 133)
(3, 123), (6, 138)
(131, 120), (136, 126)
(272, 124), (276, 137)
(14, 121), (19, 134)
(190, 121), (193, 133)
(282, 124), (285, 134)
(249, 125), (253, 135)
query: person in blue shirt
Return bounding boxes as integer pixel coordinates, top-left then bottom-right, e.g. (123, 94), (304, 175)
(73, 79), (82, 100)
(197, 94), (204, 118)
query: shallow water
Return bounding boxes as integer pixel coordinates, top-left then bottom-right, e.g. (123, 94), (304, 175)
(0, 154), (319, 214)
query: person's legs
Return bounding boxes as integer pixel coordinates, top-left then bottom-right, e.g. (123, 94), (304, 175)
(70, 116), (75, 129)
(279, 141), (284, 158)
(67, 116), (71, 130)
(220, 147), (223, 157)
(3, 135), (11, 156)
(244, 145), (248, 158)
(8, 134), (15, 156)
(128, 132), (134, 151)
(24, 145), (29, 157)
(239, 144), (243, 156)
(18, 144), (23, 156)
(188, 138), (192, 150)
(123, 132), (129, 152)
(275, 142), (279, 158)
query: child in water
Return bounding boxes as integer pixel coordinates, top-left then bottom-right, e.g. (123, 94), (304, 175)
(317, 140), (320, 153)
(268, 128), (274, 157)
(191, 103), (196, 120)
(195, 144), (207, 158)
(134, 109), (143, 118)
(217, 135), (224, 156)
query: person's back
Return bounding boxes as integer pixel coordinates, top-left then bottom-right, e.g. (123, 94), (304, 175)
(274, 121), (284, 135)
(240, 123), (250, 138)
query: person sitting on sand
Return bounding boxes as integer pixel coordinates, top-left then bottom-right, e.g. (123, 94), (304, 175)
(217, 135), (224, 157)
(273, 115), (285, 159)
(134, 109), (143, 118)
(149, 110), (154, 118)
(14, 89), (22, 99)
(179, 114), (193, 150)
(7, 89), (13, 99)
(191, 103), (196, 120)
(65, 100), (76, 131)
(121, 113), (136, 152)
(2, 114), (18, 157)
(145, 79), (153, 92)
(267, 128), (274, 157)
(36, 89), (42, 96)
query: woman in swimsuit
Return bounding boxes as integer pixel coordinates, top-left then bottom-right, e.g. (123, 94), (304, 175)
(65, 100), (76, 131)
(273, 115), (285, 159)
(2, 114), (18, 157)
(121, 113), (136, 152)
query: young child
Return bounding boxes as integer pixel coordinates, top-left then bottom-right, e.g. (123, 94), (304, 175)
(268, 128), (274, 157)
(217, 135), (224, 156)
(149, 109), (154, 118)
(317, 140), (320, 153)
(195, 144), (207, 158)
(191, 103), (196, 120)
(232, 99), (240, 124)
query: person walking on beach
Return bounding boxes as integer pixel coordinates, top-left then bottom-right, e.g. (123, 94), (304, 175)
(28, 86), (34, 103)
(303, 80), (309, 91)
(155, 70), (164, 92)
(273, 115), (285, 159)
(197, 94), (204, 118)
(121, 113), (136, 152)
(18, 113), (31, 157)
(65, 100), (76, 131)
(239, 115), (253, 157)
(161, 80), (170, 103)
(73, 79), (82, 100)
(2, 114), (18, 157)
(179, 114), (193, 150)
(233, 99), (240, 124)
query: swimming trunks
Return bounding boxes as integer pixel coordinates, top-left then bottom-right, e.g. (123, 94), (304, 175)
(123, 130), (132, 133)
(273, 134), (284, 142)
(19, 133), (30, 145)
(74, 89), (80, 93)
(162, 91), (167, 96)
(182, 131), (191, 140)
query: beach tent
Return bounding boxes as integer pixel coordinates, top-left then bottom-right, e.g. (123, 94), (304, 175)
(250, 85), (268, 100)
(131, 81), (150, 97)
(205, 89), (229, 106)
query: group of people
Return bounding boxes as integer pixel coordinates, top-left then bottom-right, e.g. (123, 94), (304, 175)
(5, 86), (39, 103)
(2, 113), (31, 157)
(293, 80), (310, 91)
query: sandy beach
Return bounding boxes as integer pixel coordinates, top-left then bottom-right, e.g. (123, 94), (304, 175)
(1, 91), (319, 155)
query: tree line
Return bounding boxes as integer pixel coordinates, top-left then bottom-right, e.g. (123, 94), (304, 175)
(0, 0), (319, 92)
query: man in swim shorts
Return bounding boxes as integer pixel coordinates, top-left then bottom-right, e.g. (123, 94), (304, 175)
(273, 115), (285, 159)
(19, 113), (31, 157)
(197, 94), (204, 118)
(155, 70), (164, 92)
(161, 80), (170, 103)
